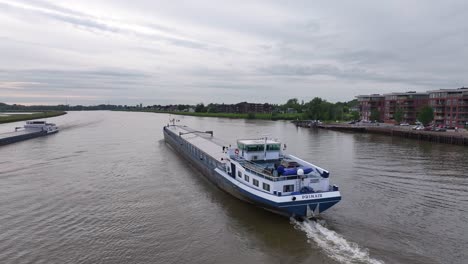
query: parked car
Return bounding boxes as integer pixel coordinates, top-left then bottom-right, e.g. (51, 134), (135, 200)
(424, 126), (434, 131)
(435, 127), (447, 132)
(412, 125), (424, 130)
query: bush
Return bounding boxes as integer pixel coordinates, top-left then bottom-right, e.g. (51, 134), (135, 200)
(247, 112), (256, 119)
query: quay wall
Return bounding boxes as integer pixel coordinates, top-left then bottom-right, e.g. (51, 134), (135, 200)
(297, 123), (468, 146)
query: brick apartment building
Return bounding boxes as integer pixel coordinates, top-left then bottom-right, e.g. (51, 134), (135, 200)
(356, 94), (385, 121)
(428, 88), (468, 127)
(357, 92), (429, 123)
(236, 102), (272, 113)
(383, 92), (429, 124)
(357, 88), (468, 127)
(216, 102), (273, 114)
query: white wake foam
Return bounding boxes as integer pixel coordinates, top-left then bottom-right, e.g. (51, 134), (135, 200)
(291, 218), (384, 264)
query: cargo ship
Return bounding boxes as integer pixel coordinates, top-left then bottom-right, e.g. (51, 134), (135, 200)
(163, 123), (341, 219)
(0, 121), (59, 146)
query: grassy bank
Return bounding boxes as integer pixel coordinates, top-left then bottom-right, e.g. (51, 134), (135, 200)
(0, 111), (67, 124)
(126, 109), (306, 120)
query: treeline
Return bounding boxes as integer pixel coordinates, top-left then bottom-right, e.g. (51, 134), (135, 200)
(193, 98), (359, 121)
(279, 98), (359, 121)
(0, 103), (130, 111)
(0, 102), (189, 112)
(1, 97), (360, 121)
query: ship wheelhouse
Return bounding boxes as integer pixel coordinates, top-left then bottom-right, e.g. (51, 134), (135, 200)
(24, 120), (59, 133)
(236, 139), (281, 161)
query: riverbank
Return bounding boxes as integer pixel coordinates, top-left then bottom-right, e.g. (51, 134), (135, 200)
(0, 111), (67, 124)
(313, 123), (468, 146)
(120, 109), (305, 120)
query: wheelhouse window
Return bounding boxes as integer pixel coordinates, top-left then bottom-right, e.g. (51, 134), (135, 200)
(244, 174), (250, 182)
(283, 184), (294, 192)
(246, 145), (264, 151)
(253, 179), (259, 187)
(238, 171), (242, 178)
(238, 143), (265, 151)
(266, 144), (281, 151)
(262, 183), (270, 192)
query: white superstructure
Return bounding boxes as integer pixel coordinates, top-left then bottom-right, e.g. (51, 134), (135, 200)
(23, 121), (59, 134)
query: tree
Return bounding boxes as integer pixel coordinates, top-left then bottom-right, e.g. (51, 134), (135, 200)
(351, 111), (360, 121)
(393, 108), (404, 124)
(418, 106), (434, 126)
(177, 104), (186, 111)
(305, 97), (324, 120)
(284, 98), (302, 113)
(370, 109), (380, 122)
(195, 103), (206, 113)
(206, 103), (218, 113)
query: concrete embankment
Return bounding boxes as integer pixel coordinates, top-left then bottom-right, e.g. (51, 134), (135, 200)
(304, 123), (468, 146)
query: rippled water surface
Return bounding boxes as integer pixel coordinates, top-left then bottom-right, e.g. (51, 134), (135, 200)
(0, 111), (467, 264)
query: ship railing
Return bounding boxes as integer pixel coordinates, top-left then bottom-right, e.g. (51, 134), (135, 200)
(232, 157), (309, 182)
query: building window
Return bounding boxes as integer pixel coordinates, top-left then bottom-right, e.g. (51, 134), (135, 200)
(262, 183), (270, 192)
(237, 171), (242, 178)
(283, 185), (294, 192)
(244, 174), (250, 182)
(253, 179), (259, 187)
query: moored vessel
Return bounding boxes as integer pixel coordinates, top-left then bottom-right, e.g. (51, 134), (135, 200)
(163, 123), (341, 219)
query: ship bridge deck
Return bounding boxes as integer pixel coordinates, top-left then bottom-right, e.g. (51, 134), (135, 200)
(165, 125), (228, 162)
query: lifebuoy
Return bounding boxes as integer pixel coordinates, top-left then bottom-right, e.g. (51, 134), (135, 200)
(235, 148), (239, 155)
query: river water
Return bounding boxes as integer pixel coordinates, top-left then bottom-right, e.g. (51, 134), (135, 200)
(0, 111), (466, 264)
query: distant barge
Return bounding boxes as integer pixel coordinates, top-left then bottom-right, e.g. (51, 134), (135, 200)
(0, 121), (59, 146)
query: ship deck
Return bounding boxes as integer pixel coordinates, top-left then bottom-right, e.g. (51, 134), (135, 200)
(0, 129), (41, 140)
(165, 125), (228, 162)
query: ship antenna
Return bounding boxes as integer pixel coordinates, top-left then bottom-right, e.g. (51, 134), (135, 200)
(261, 134), (270, 161)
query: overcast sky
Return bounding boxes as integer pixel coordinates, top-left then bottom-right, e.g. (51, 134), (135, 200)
(1, 0), (467, 105)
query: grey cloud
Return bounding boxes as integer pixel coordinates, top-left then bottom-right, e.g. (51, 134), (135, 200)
(17, 0), (88, 18)
(0, 69), (152, 93)
(1, 0), (213, 52)
(336, 50), (399, 65)
(260, 64), (340, 77)
(259, 63), (460, 88)
(1, 0), (467, 105)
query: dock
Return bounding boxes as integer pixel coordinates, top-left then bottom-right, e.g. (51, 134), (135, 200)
(292, 120), (321, 128)
(296, 123), (468, 146)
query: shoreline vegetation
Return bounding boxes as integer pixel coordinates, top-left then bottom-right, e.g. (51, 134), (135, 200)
(1, 97), (360, 122)
(0, 111), (67, 124)
(119, 97), (360, 121)
(124, 109), (305, 120)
